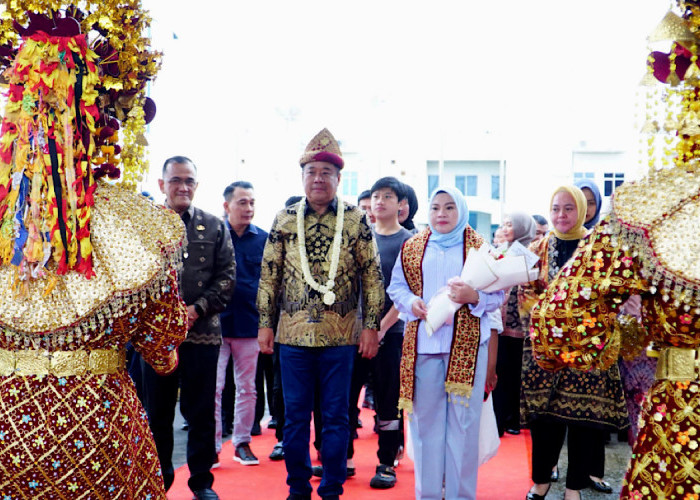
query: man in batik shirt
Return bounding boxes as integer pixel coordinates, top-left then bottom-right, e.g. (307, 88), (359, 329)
(257, 128), (384, 500)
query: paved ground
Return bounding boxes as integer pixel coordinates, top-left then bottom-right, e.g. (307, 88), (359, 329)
(547, 436), (633, 498)
(172, 404), (188, 469)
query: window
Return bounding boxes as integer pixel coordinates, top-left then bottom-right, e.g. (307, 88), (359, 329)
(603, 172), (624, 196)
(466, 175), (477, 196)
(467, 175), (476, 196)
(455, 176), (465, 195)
(468, 212), (478, 230)
(342, 171), (358, 197)
(574, 171), (595, 180)
(491, 175), (500, 200)
(428, 175), (439, 197)
(455, 175), (477, 196)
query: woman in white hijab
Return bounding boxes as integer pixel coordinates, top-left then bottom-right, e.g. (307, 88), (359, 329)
(388, 186), (504, 500)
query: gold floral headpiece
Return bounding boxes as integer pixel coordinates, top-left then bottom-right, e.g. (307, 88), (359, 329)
(640, 0), (700, 176)
(611, 0), (700, 307)
(0, 1), (161, 280)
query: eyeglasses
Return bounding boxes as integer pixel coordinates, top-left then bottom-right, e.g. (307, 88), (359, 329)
(166, 177), (197, 187)
(303, 168), (338, 181)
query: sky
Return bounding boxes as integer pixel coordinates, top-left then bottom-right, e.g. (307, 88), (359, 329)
(0, 1), (675, 227)
(138, 0), (672, 227)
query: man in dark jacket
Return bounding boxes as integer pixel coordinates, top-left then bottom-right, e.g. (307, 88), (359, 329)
(142, 156), (236, 500)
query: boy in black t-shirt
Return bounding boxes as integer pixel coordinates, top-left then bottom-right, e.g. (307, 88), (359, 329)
(367, 177), (413, 489)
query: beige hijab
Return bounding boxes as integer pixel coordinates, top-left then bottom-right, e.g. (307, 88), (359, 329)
(550, 185), (587, 240)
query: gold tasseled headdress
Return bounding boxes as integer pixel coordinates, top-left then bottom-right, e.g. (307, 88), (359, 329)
(0, 1), (162, 281)
(611, 0), (700, 307)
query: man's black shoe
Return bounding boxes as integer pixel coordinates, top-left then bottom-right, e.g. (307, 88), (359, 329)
(191, 488), (219, 500)
(370, 464), (397, 489)
(234, 443), (259, 465)
(251, 421), (261, 436)
(269, 442), (285, 461)
(505, 427), (521, 435)
(312, 465), (354, 478)
(267, 418), (278, 429)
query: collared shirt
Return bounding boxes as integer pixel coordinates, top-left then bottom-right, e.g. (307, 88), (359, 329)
(387, 240), (504, 353)
(220, 222), (268, 339)
(257, 198), (384, 347)
(305, 196), (338, 216)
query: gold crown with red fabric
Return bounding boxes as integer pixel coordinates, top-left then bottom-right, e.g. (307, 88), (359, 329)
(0, 0), (161, 280)
(610, 0), (700, 306)
(641, 0), (700, 175)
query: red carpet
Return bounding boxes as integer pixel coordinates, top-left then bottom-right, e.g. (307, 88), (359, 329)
(168, 411), (532, 499)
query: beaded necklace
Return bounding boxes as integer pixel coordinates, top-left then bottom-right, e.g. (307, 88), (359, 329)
(296, 197), (343, 305)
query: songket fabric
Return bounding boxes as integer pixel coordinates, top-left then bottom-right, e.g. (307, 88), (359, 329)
(0, 182), (188, 498)
(519, 235), (628, 430)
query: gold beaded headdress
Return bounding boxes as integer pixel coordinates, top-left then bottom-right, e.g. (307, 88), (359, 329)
(611, 0), (700, 307)
(0, 1), (161, 280)
(640, 1), (700, 175)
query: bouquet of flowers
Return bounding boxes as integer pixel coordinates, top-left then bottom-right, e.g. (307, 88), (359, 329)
(425, 241), (539, 335)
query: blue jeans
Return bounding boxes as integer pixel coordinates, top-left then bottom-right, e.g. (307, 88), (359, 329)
(279, 344), (355, 498)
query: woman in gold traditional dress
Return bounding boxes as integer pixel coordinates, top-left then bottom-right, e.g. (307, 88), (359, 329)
(0, 2), (188, 498)
(520, 186), (628, 500)
(530, 5), (700, 498)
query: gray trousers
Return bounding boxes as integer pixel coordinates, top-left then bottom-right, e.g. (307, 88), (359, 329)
(409, 342), (488, 500)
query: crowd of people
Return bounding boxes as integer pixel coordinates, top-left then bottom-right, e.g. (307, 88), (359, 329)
(130, 130), (653, 500)
(0, 120), (688, 500)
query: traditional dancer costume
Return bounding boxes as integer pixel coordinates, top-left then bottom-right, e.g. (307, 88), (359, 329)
(531, 3), (700, 498)
(0, 2), (187, 497)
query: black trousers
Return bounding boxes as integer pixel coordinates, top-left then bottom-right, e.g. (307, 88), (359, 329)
(126, 343), (145, 404)
(371, 331), (403, 466)
(272, 342), (285, 442)
(347, 350), (372, 459)
(492, 335), (524, 435)
(142, 342), (219, 492)
(587, 427), (608, 478)
(529, 418), (589, 491)
(255, 351), (275, 425)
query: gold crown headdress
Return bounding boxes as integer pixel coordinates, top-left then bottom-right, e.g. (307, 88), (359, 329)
(0, 1), (161, 280)
(610, 0), (700, 308)
(640, 0), (700, 175)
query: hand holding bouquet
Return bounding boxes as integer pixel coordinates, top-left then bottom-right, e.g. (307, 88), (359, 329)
(424, 241), (539, 335)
